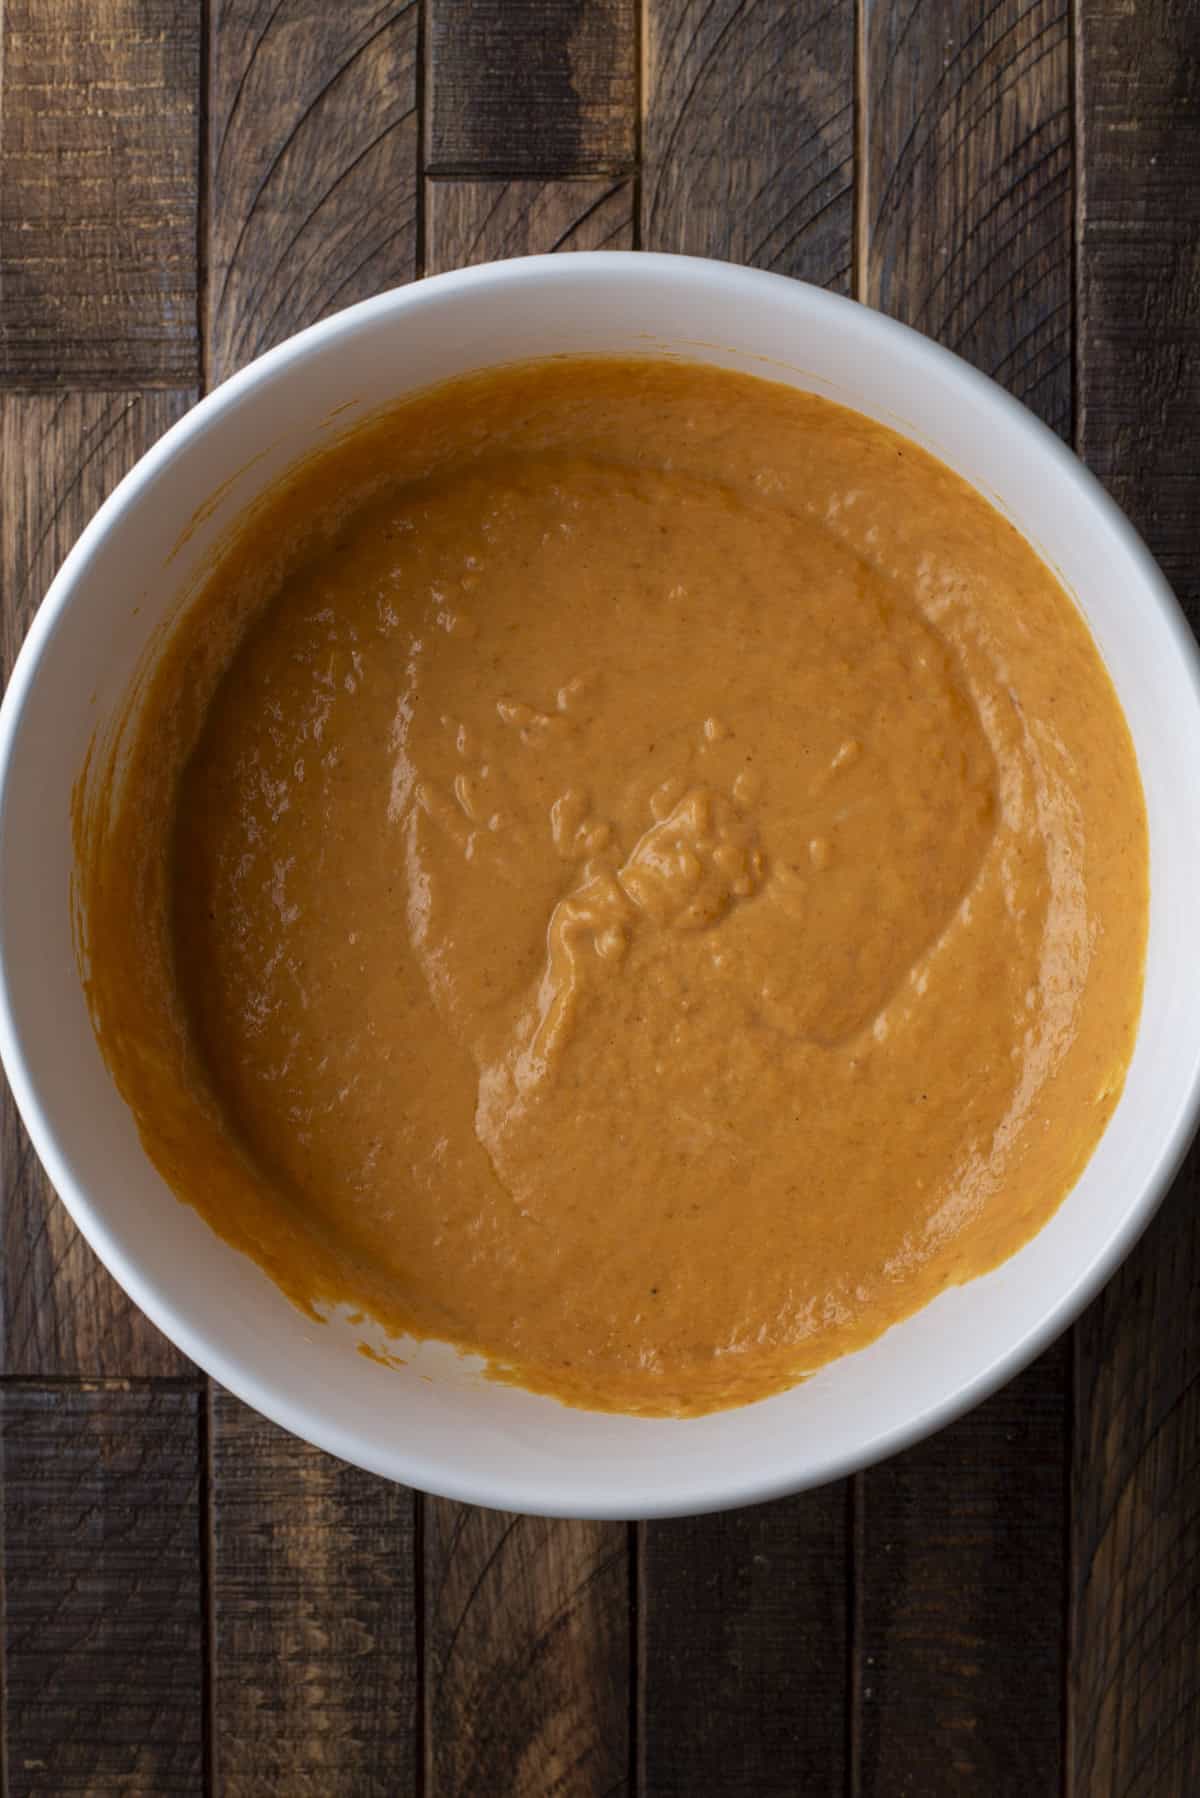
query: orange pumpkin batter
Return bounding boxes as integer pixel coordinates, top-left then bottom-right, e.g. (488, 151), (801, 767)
(76, 358), (1148, 1415)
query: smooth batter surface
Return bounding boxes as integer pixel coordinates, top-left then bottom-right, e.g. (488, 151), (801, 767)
(78, 358), (1148, 1415)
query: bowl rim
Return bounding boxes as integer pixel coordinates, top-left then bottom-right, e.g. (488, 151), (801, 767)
(3, 250), (1199, 1518)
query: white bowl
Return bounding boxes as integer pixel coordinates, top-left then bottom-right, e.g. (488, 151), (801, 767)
(3, 254), (1199, 1519)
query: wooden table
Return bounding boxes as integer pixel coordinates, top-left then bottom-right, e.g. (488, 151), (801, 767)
(2, 2), (1198, 1792)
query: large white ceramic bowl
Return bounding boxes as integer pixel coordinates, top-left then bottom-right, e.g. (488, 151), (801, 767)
(3, 254), (1199, 1518)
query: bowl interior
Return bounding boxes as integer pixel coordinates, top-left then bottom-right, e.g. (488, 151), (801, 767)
(3, 255), (1199, 1517)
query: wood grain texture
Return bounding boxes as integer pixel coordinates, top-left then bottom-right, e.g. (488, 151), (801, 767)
(856, 1346), (1068, 1794)
(604, 33), (851, 1788)
(425, 179), (634, 273)
(426, 0), (637, 175)
(425, 1501), (629, 1797)
(1076, 0), (1200, 618)
(858, 11), (1074, 1786)
(206, 0), (419, 382)
(210, 1388), (418, 1795)
(0, 390), (196, 1378)
(1, 1383), (204, 1795)
(0, 0), (200, 386)
(1072, 1158), (1200, 1798)
(642, 0), (854, 287)
(419, 174), (633, 1798)
(865, 0), (1073, 436)
(639, 1489), (848, 1797)
(1071, 22), (1200, 1786)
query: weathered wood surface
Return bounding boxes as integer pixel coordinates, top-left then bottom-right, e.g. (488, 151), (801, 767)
(420, 174), (633, 1798)
(640, 1489), (849, 1797)
(0, 0), (201, 386)
(1071, 8), (1200, 1790)
(642, 0), (855, 286)
(855, 1347), (1069, 1796)
(2, 2), (1198, 1793)
(426, 0), (637, 175)
(201, 25), (426, 1786)
(857, 5), (1074, 1789)
(426, 179), (635, 272)
(425, 1502), (630, 1797)
(1, 1383), (205, 1794)
(205, 0), (420, 381)
(864, 0), (1073, 438)
(210, 1389), (420, 1796)
(635, 22), (857, 1784)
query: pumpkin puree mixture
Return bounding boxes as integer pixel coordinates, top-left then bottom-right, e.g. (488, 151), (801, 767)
(78, 358), (1148, 1416)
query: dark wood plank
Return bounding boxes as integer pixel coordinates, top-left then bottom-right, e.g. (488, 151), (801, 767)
(424, 1501), (629, 1798)
(1071, 6), (1200, 1789)
(0, 1382), (204, 1795)
(634, 12), (857, 1789)
(1076, 0), (1200, 619)
(0, 0), (200, 387)
(857, 5), (1073, 1784)
(865, 0), (1073, 438)
(642, 0), (854, 288)
(426, 0), (636, 176)
(425, 179), (635, 273)
(635, 14), (856, 1791)
(210, 1388), (419, 1796)
(640, 1490), (848, 1797)
(0, 391), (196, 1378)
(419, 172), (633, 1798)
(206, 0), (419, 383)
(855, 1346), (1067, 1795)
(1072, 1159), (1200, 1798)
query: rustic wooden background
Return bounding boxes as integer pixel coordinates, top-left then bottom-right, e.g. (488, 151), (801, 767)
(2, 1), (1198, 1793)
